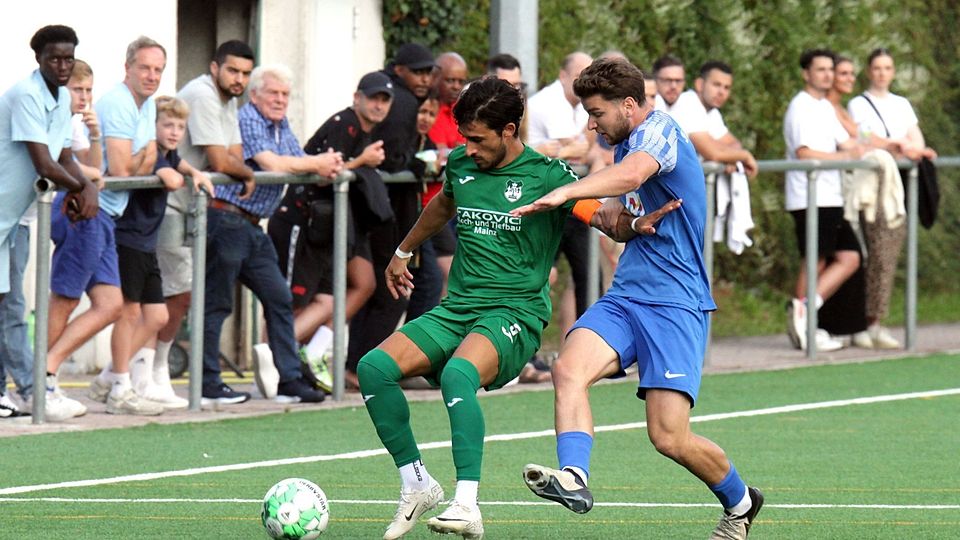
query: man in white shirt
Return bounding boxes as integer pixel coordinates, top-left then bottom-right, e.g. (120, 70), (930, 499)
(652, 54), (685, 111)
(526, 51), (592, 162)
(782, 49), (865, 352)
(667, 61), (758, 176)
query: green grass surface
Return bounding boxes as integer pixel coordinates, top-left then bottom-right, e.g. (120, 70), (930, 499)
(1, 355), (959, 538)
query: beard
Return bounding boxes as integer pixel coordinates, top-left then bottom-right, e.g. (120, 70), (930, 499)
(605, 114), (632, 145)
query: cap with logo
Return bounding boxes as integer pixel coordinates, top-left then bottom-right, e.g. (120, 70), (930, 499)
(394, 43), (435, 71)
(357, 72), (395, 98)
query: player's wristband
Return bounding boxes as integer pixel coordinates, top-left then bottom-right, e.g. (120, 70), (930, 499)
(394, 247), (414, 259)
(572, 199), (602, 224)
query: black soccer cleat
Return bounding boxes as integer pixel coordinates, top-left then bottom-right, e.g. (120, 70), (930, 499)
(523, 463), (594, 514)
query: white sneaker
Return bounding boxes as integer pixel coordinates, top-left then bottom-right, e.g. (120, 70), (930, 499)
(149, 355), (189, 409)
(870, 325), (901, 349)
(426, 501), (484, 539)
(48, 375), (87, 418)
(813, 329), (844, 352)
(42, 391), (78, 422)
(0, 393), (28, 418)
(252, 343), (279, 399)
(852, 330), (875, 348)
(785, 299), (805, 350)
(88, 376), (111, 403)
(383, 478), (444, 540)
(106, 389), (164, 416)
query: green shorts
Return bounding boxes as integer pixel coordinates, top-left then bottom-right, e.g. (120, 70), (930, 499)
(399, 302), (544, 390)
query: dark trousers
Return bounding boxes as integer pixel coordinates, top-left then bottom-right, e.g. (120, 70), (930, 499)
(203, 209), (301, 387)
(405, 239), (442, 322)
(557, 216), (601, 317)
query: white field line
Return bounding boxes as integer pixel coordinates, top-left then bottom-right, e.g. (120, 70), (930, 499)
(0, 497), (957, 511)
(1, 387), (958, 497)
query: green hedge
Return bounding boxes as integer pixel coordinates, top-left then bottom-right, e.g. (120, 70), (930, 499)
(383, 0), (960, 299)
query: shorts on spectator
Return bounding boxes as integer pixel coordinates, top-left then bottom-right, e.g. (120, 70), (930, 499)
(790, 207), (861, 258)
(50, 196), (121, 299)
(117, 244), (165, 304)
(156, 211), (192, 297)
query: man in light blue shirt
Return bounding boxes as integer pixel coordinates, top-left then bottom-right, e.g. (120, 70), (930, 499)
(0, 25), (99, 420)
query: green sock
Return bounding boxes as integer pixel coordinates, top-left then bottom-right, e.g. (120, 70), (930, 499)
(357, 349), (420, 468)
(441, 357), (484, 481)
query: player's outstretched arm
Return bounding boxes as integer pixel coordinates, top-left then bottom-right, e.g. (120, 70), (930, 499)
(386, 191), (457, 299)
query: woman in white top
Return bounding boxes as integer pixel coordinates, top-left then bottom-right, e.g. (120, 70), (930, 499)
(844, 49), (936, 349)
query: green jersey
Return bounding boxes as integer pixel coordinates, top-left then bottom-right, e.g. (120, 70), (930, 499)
(441, 145), (579, 323)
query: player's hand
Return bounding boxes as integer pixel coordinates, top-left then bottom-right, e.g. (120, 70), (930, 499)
(385, 255), (415, 300)
(237, 174), (256, 200)
(629, 199), (682, 236)
(192, 171), (214, 195)
(511, 187), (569, 217)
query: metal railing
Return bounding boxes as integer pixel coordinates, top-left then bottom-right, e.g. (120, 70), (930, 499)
(28, 156), (956, 421)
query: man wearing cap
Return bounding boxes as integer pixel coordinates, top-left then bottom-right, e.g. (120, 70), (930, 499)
(347, 43), (437, 383)
(267, 71), (395, 391)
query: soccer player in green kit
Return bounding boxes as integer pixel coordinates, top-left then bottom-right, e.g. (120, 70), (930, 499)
(358, 76), (678, 539)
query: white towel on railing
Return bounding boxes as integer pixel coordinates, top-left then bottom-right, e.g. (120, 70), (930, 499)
(714, 163), (754, 254)
(843, 149), (905, 228)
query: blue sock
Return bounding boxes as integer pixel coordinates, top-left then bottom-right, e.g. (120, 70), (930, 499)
(557, 431), (593, 479)
(710, 462), (747, 510)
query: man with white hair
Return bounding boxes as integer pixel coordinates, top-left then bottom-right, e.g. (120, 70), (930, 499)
(202, 63), (342, 405)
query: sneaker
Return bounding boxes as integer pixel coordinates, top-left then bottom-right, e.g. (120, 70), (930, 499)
(201, 383), (251, 405)
(275, 378), (326, 404)
(48, 376), (87, 418)
(0, 393), (28, 418)
(522, 463), (594, 514)
(710, 486), (764, 540)
(42, 391), (79, 422)
(300, 346), (333, 393)
(88, 376), (112, 403)
(141, 383), (189, 410)
(870, 325), (900, 349)
(785, 299), (805, 350)
(426, 501), (484, 539)
(106, 389), (164, 416)
(383, 478), (444, 540)
(813, 329), (844, 352)
(852, 330), (875, 349)
(252, 343), (280, 399)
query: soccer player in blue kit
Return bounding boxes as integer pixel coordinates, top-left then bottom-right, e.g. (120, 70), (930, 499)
(514, 58), (763, 540)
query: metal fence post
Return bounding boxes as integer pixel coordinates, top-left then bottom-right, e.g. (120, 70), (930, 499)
(188, 189), (207, 410)
(31, 179), (55, 424)
(904, 165), (919, 351)
(805, 169), (819, 359)
(331, 175), (349, 401)
(703, 172), (717, 365)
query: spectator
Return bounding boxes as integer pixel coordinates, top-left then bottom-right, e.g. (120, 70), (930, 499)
(0, 31), (99, 418)
(66, 60), (105, 182)
(267, 71), (392, 391)
(652, 54), (685, 111)
(154, 40), (256, 397)
(783, 49), (865, 352)
(348, 43), (436, 384)
(526, 51), (592, 161)
(845, 48), (935, 349)
(206, 64), (339, 404)
(81, 36), (166, 416)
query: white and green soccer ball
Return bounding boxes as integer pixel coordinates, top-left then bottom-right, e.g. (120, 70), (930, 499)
(261, 478), (330, 539)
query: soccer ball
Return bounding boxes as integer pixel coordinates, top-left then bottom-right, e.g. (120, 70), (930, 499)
(261, 478), (330, 539)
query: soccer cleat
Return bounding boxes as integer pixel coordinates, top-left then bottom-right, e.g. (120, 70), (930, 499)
(276, 378), (325, 404)
(522, 464), (594, 514)
(253, 343), (280, 399)
(88, 376), (112, 403)
(426, 501), (484, 539)
(710, 486), (764, 540)
(0, 393), (28, 418)
(383, 478), (444, 540)
(201, 383), (251, 405)
(300, 346), (334, 393)
(106, 389), (165, 416)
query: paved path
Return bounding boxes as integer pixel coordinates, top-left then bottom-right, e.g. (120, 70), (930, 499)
(3, 323), (957, 438)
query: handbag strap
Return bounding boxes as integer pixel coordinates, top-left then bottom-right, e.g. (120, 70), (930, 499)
(859, 93), (891, 138)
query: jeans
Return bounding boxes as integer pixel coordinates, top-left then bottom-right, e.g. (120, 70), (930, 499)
(0, 225), (34, 398)
(202, 210), (301, 387)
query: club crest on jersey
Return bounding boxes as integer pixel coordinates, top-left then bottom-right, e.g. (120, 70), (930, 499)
(504, 179), (523, 202)
(625, 192), (646, 216)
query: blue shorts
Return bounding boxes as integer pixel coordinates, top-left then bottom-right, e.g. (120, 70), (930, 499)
(570, 294), (709, 406)
(50, 194), (121, 299)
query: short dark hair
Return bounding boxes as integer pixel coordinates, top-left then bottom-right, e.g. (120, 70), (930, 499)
(30, 25), (78, 55)
(453, 76), (523, 135)
(487, 53), (521, 73)
(866, 47), (893, 68)
(699, 60), (733, 79)
(799, 48), (835, 70)
(573, 58), (646, 105)
(214, 40), (255, 65)
(833, 54), (853, 68)
(652, 54), (683, 75)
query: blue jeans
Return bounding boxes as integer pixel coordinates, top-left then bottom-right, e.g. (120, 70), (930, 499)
(202, 210), (301, 387)
(0, 225), (34, 398)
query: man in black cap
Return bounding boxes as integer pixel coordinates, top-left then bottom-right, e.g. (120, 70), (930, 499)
(268, 71), (396, 391)
(345, 43), (437, 385)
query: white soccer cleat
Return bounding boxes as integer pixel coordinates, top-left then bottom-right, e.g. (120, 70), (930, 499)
(383, 478), (444, 540)
(426, 501), (484, 539)
(253, 343), (280, 399)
